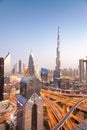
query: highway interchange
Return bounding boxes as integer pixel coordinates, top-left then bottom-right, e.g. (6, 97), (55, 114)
(41, 89), (87, 130)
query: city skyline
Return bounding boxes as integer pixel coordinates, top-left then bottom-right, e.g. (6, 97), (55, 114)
(0, 0), (87, 69)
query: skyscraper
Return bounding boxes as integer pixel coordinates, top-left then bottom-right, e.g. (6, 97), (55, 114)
(79, 59), (84, 82)
(19, 52), (43, 130)
(4, 52), (11, 75)
(53, 27), (61, 86)
(28, 53), (35, 76)
(0, 57), (4, 101)
(19, 60), (22, 74)
(83, 59), (87, 84)
(24, 93), (43, 130)
(56, 27), (60, 73)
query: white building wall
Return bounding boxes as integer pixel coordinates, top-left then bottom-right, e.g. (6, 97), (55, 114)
(4, 53), (11, 75)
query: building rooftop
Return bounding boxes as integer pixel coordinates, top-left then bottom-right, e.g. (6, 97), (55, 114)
(21, 76), (33, 83)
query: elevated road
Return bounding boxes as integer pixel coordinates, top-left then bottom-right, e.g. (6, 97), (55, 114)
(41, 89), (87, 130)
(52, 98), (87, 130)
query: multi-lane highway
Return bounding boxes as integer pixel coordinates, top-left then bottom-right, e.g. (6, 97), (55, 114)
(0, 99), (16, 123)
(41, 89), (87, 130)
(52, 98), (87, 130)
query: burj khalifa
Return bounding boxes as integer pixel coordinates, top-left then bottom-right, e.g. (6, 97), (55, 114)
(56, 27), (60, 73)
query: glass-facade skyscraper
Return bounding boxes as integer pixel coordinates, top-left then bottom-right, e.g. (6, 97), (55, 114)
(24, 93), (43, 130)
(79, 59), (84, 82)
(0, 57), (4, 101)
(4, 52), (11, 75)
(19, 60), (22, 74)
(28, 53), (35, 76)
(56, 27), (60, 73)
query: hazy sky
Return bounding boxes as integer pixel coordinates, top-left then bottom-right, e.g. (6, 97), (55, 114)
(0, 0), (87, 70)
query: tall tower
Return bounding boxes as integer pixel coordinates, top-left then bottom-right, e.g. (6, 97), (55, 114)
(79, 59), (84, 82)
(56, 27), (60, 73)
(28, 52), (35, 76)
(19, 60), (22, 74)
(4, 52), (11, 75)
(24, 93), (43, 130)
(0, 57), (4, 101)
